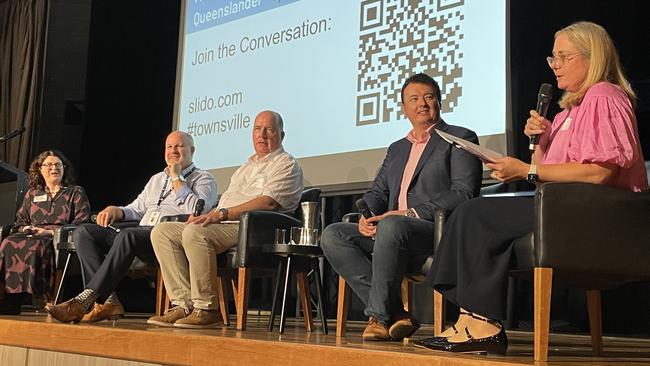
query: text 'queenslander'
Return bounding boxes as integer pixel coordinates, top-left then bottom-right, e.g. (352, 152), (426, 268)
(193, 0), (263, 28)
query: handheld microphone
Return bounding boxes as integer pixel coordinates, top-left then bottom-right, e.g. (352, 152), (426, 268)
(91, 214), (121, 233)
(194, 199), (205, 216)
(529, 83), (553, 151)
(0, 126), (26, 142)
(355, 199), (374, 219)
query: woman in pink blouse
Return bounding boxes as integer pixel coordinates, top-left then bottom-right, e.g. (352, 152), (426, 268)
(419, 21), (648, 354)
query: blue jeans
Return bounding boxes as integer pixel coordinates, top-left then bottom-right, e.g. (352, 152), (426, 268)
(321, 215), (434, 325)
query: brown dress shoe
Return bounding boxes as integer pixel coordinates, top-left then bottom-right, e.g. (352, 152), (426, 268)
(45, 299), (88, 323)
(362, 316), (390, 341)
(389, 310), (421, 340)
(81, 302), (125, 322)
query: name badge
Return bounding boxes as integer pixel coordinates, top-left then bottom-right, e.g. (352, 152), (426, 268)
(34, 194), (48, 202)
(142, 211), (161, 226)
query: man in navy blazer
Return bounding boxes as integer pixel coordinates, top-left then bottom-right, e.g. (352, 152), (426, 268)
(321, 73), (482, 341)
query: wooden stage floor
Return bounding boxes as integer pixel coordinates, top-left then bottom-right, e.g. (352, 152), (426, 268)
(0, 312), (649, 366)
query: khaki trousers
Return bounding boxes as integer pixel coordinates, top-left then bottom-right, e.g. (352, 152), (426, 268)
(151, 222), (239, 310)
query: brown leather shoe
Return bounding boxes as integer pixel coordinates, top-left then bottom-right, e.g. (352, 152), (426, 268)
(362, 316), (390, 341)
(389, 310), (421, 340)
(45, 299), (88, 323)
(81, 302), (125, 322)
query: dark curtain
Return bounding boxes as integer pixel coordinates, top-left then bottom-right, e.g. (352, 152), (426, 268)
(0, 0), (46, 170)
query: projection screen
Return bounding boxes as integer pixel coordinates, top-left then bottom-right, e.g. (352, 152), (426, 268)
(174, 0), (510, 193)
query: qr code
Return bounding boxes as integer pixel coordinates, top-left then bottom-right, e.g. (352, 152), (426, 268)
(356, 0), (465, 126)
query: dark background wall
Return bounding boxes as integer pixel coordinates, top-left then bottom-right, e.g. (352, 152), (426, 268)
(35, 0), (650, 210)
(32, 0), (650, 330)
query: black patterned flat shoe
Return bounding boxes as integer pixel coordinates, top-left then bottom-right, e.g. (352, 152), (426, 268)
(417, 316), (507, 355)
(413, 310), (472, 346)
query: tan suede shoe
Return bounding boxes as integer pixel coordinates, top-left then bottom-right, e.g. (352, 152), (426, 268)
(45, 299), (88, 323)
(81, 302), (125, 322)
(362, 317), (390, 341)
(173, 309), (223, 329)
(389, 310), (420, 340)
(147, 306), (191, 327)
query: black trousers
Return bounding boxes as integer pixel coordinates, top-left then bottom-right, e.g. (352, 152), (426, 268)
(426, 197), (534, 320)
(73, 223), (156, 302)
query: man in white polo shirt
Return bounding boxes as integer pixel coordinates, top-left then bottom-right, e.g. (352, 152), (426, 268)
(148, 110), (303, 328)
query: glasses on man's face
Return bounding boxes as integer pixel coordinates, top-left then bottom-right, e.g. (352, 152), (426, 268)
(41, 162), (64, 169)
(546, 53), (580, 68)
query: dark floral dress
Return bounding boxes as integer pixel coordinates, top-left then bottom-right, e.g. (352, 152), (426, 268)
(0, 185), (90, 297)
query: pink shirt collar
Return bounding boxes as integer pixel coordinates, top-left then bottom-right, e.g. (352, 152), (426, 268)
(406, 123), (436, 144)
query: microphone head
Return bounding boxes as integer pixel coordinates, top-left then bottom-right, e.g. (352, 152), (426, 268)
(355, 199), (373, 219)
(537, 83), (553, 103)
(194, 199), (205, 216)
(90, 214), (98, 223)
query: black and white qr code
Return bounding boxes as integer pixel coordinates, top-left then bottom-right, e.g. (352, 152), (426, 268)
(356, 0), (465, 126)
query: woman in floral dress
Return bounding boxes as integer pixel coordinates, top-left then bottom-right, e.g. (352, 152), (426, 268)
(0, 150), (90, 314)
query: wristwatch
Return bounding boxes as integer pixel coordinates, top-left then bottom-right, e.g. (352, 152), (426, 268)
(527, 164), (538, 183)
(172, 174), (186, 182)
(405, 208), (417, 218)
(218, 208), (229, 221)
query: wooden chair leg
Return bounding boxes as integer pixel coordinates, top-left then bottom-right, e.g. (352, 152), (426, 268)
(336, 277), (350, 338)
(51, 269), (63, 304)
(236, 267), (251, 331)
(586, 290), (603, 356)
(534, 267), (553, 362)
(433, 290), (446, 336)
(217, 276), (230, 326)
(155, 268), (166, 316)
(401, 278), (413, 311)
(296, 272), (314, 332)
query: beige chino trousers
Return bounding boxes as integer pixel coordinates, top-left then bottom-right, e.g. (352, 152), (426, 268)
(151, 221), (239, 310)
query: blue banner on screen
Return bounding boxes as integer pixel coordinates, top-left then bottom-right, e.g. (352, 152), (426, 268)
(177, 0), (507, 171)
(187, 0), (301, 34)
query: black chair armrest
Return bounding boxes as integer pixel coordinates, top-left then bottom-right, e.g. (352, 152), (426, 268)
(111, 220), (139, 229)
(535, 182), (650, 277)
(0, 223), (16, 241)
(161, 214), (189, 223)
(53, 224), (79, 251)
(342, 212), (361, 223)
(236, 210), (301, 267)
(433, 208), (449, 253)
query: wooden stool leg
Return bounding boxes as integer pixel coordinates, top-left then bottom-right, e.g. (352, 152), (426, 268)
(217, 276), (230, 326)
(586, 290), (603, 356)
(236, 267), (251, 331)
(297, 271), (314, 332)
(433, 290), (446, 336)
(534, 267), (553, 362)
(401, 278), (413, 311)
(155, 268), (166, 316)
(336, 277), (350, 338)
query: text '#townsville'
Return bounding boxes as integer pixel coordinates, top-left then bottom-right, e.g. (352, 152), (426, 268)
(185, 113), (251, 137)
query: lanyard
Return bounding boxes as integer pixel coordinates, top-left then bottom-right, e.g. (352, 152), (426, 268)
(157, 167), (196, 207)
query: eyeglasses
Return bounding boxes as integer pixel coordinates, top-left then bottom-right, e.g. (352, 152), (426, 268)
(546, 53), (580, 68)
(41, 162), (64, 169)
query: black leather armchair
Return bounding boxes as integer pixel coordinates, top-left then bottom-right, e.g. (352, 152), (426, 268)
(215, 188), (322, 330)
(506, 182), (650, 361)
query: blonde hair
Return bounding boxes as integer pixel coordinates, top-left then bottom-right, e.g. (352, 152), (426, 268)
(555, 21), (636, 109)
